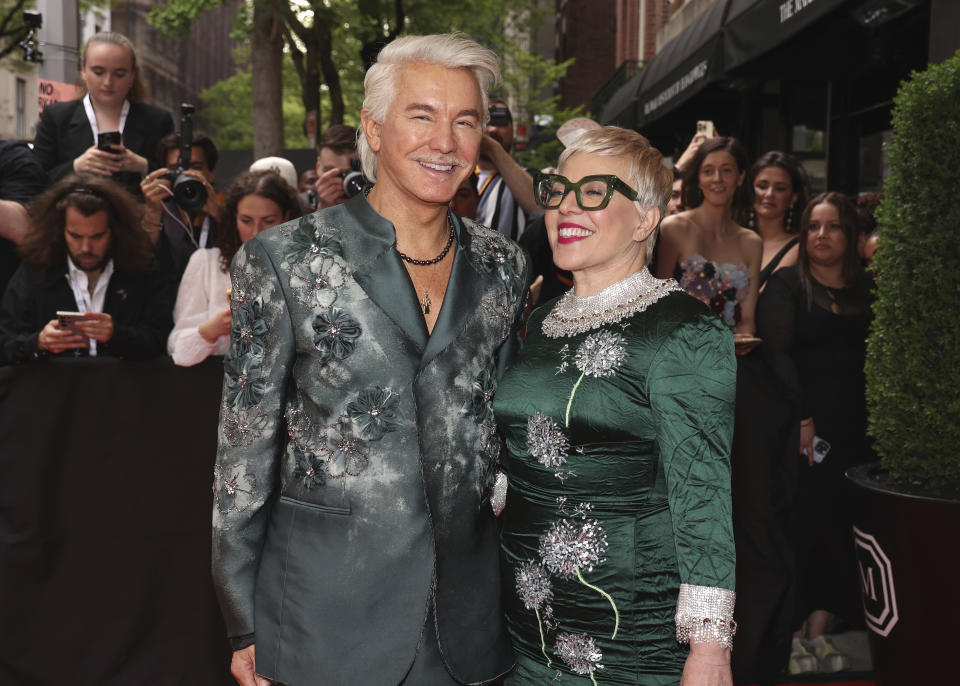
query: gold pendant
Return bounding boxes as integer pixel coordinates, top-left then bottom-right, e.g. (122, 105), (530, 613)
(421, 291), (431, 315)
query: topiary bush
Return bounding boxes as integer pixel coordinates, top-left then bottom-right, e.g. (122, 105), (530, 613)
(866, 50), (960, 493)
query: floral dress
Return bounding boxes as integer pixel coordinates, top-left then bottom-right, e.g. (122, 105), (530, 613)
(496, 269), (738, 685)
(673, 253), (749, 329)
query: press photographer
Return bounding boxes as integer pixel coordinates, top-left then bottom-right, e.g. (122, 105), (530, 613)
(141, 104), (223, 281)
(305, 124), (364, 210)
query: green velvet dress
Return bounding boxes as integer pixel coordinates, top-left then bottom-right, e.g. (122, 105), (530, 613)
(496, 269), (738, 685)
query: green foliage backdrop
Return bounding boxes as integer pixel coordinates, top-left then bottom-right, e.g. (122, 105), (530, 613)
(865, 50), (960, 491)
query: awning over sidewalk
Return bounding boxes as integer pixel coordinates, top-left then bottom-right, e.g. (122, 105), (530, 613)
(600, 68), (645, 128)
(724, 0), (850, 71)
(634, 0), (730, 127)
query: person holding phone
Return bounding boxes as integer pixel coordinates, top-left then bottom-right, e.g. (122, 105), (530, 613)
(756, 192), (876, 673)
(166, 171), (301, 367)
(0, 175), (174, 365)
(33, 31), (174, 196)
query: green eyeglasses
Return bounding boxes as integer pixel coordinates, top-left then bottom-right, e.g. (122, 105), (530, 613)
(534, 172), (639, 211)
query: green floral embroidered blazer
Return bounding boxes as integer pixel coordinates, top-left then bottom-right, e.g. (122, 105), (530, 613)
(211, 195), (530, 685)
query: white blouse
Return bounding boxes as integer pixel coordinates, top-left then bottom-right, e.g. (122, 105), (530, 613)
(167, 248), (232, 366)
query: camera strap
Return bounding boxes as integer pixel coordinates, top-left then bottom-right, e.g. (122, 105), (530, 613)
(83, 94), (130, 140)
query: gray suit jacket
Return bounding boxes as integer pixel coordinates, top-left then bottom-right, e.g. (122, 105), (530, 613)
(212, 194), (530, 685)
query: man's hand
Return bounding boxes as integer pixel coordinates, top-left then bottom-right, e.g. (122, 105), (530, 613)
(180, 169), (224, 220)
(140, 168), (173, 219)
(74, 312), (114, 343)
(73, 145), (124, 176)
(199, 307), (232, 343)
(231, 645), (271, 686)
(477, 134), (538, 215)
(37, 320), (88, 353)
(314, 166), (348, 209)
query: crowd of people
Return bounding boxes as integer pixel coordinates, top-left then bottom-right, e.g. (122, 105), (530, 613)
(0, 28), (883, 686)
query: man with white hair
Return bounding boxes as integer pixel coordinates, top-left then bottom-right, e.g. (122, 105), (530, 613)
(212, 34), (529, 686)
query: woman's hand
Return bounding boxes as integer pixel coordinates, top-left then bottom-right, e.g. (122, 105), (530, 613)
(114, 145), (149, 176)
(681, 645), (733, 686)
(732, 332), (757, 357)
(199, 307), (232, 343)
(73, 145), (124, 176)
(801, 417), (816, 466)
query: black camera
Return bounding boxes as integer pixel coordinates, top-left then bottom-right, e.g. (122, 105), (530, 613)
(166, 104), (207, 213)
(339, 158), (366, 198)
(488, 105), (511, 127)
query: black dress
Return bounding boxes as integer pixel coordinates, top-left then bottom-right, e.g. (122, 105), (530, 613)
(757, 265), (876, 627)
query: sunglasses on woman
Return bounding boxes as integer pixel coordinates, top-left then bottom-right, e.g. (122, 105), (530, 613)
(534, 172), (639, 211)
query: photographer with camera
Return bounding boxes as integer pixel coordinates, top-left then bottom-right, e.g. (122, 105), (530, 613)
(141, 107), (222, 281)
(475, 97), (537, 240)
(304, 124), (363, 211)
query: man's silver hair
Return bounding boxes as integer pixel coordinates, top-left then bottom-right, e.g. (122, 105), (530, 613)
(358, 33), (501, 182)
(558, 127), (674, 264)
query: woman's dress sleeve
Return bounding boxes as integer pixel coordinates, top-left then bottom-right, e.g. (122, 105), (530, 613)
(648, 314), (737, 647)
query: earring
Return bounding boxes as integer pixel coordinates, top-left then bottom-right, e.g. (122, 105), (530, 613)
(785, 207), (793, 231)
(748, 208), (756, 229)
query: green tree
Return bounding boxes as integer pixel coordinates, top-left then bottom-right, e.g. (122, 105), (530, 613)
(0, 0), (34, 63)
(150, 0), (575, 160)
(199, 47), (310, 151)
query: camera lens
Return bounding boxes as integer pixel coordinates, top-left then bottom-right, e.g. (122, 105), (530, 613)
(173, 173), (207, 213)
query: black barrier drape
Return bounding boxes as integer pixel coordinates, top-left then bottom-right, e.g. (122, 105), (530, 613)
(0, 357), (233, 686)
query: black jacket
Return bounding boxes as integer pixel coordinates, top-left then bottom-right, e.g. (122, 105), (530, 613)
(0, 140), (45, 295)
(33, 99), (174, 193)
(0, 261), (175, 365)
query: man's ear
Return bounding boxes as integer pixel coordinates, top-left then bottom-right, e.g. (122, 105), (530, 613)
(634, 206), (661, 243)
(360, 109), (382, 154)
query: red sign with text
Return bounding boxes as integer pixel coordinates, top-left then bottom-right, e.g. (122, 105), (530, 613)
(38, 79), (78, 114)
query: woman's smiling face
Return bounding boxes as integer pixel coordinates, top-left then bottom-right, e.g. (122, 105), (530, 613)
(546, 152), (653, 288)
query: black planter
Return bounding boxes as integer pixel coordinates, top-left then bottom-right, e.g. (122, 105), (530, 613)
(846, 464), (960, 683)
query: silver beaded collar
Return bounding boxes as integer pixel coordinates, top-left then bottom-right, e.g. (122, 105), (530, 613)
(542, 268), (683, 338)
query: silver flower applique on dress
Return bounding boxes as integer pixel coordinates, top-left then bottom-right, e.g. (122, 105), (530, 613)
(526, 411), (569, 469)
(516, 559), (555, 667)
(539, 518), (620, 639)
(555, 632), (604, 683)
(213, 464), (259, 514)
(575, 330), (627, 378)
(516, 560), (553, 611)
(324, 425), (369, 479)
(539, 518), (608, 578)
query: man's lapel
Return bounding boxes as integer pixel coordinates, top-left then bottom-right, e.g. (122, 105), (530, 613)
(421, 215), (484, 369)
(344, 197), (430, 352)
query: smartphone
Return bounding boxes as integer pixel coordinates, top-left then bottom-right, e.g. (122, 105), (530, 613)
(734, 336), (762, 348)
(812, 436), (831, 464)
(56, 310), (91, 341)
(696, 120), (716, 138)
(98, 131), (122, 151)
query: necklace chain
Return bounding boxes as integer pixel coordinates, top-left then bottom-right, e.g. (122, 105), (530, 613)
(396, 216), (455, 266)
(542, 268), (683, 338)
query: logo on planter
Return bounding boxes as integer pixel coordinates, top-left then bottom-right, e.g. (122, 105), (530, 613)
(853, 526), (899, 637)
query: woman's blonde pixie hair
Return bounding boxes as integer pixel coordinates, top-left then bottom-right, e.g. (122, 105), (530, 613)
(558, 127), (673, 262)
(358, 33), (501, 182)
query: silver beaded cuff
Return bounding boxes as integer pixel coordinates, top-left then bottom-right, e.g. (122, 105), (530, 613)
(675, 583), (737, 650)
(490, 471), (508, 516)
